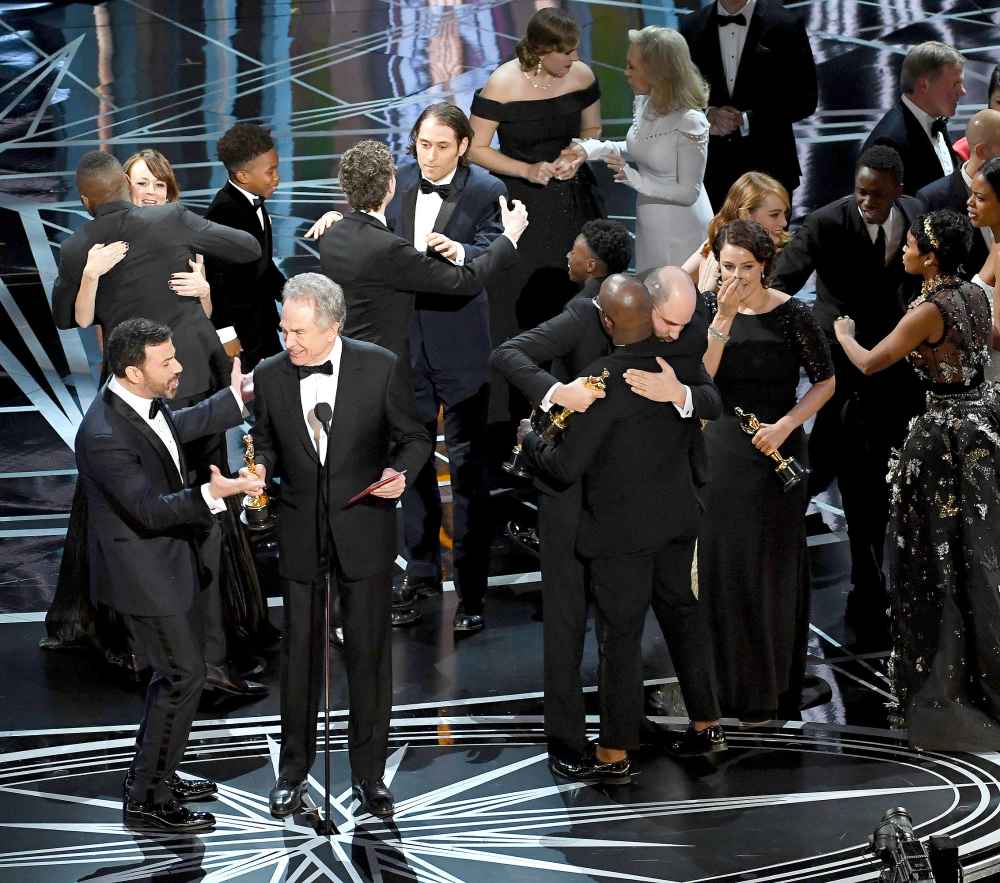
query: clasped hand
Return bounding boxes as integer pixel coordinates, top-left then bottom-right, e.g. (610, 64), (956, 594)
(751, 418), (793, 457)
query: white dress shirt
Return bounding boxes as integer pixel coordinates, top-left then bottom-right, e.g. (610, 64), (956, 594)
(108, 377), (228, 513)
(717, 0), (756, 98)
(229, 179), (266, 230)
(298, 336), (344, 466)
(901, 95), (954, 177)
(362, 209), (389, 228)
(961, 161), (997, 254)
(859, 205), (903, 266)
(413, 167), (465, 265)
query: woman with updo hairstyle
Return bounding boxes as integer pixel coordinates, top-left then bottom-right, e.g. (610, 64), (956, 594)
(834, 208), (1000, 751)
(468, 7), (603, 416)
(683, 172), (791, 291)
(698, 218), (835, 724)
(564, 26), (712, 271)
(967, 155), (1000, 314)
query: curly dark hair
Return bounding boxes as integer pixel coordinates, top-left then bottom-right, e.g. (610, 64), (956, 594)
(107, 318), (172, 378)
(338, 140), (395, 212)
(580, 219), (632, 275)
(856, 144), (904, 186)
(407, 103), (474, 167)
(217, 123), (275, 173)
(911, 209), (974, 276)
(980, 155), (1000, 202)
(990, 64), (1000, 104)
(712, 218), (776, 273)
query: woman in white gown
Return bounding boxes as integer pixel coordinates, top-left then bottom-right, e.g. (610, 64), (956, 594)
(565, 26), (713, 271)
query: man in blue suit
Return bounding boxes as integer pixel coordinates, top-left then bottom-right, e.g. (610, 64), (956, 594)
(387, 104), (507, 634)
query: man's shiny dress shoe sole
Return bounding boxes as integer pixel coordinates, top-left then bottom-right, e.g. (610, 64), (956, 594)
(123, 799), (215, 833)
(269, 780), (308, 818)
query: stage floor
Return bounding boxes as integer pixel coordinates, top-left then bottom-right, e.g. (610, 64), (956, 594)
(2, 0), (1000, 880)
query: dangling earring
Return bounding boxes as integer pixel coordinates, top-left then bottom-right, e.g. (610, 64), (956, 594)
(535, 60), (542, 78)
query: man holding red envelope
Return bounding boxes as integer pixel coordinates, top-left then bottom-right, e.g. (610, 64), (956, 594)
(245, 272), (430, 820)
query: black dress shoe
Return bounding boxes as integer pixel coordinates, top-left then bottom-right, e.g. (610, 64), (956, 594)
(353, 778), (395, 818)
(506, 521), (540, 557)
(453, 604), (484, 634)
(124, 771), (217, 803)
(237, 655), (267, 680)
(665, 724), (728, 757)
(549, 751), (631, 785)
(392, 607), (422, 627)
(205, 665), (269, 698)
(269, 778), (308, 818)
(395, 572), (443, 601)
(124, 796), (215, 832)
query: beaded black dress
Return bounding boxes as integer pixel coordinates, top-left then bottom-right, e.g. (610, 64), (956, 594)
(885, 277), (1000, 751)
(470, 83), (604, 373)
(699, 295), (834, 720)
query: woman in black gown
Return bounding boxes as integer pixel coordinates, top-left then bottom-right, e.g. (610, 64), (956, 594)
(699, 220), (835, 722)
(835, 209), (1000, 752)
(468, 8), (603, 416)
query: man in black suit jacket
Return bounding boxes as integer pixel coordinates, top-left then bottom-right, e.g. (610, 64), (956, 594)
(862, 41), (966, 196)
(916, 109), (1000, 277)
(771, 145), (924, 633)
(384, 105), (507, 633)
(75, 318), (263, 832)
(53, 150), (261, 402)
(249, 273), (431, 820)
(204, 123), (285, 370)
(680, 0), (817, 211)
(516, 277), (724, 784)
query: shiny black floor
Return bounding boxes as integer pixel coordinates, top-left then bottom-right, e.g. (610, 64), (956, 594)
(2, 0), (1000, 880)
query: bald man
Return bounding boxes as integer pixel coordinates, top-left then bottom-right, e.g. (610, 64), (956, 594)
(917, 108), (1000, 277)
(517, 275), (725, 785)
(491, 265), (719, 775)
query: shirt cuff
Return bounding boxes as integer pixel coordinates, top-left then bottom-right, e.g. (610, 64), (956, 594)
(201, 482), (227, 514)
(452, 242), (465, 266)
(540, 382), (561, 412)
(229, 385), (248, 416)
(672, 385), (693, 419)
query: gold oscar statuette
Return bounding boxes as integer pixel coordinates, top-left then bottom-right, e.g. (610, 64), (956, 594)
(241, 434), (274, 529)
(733, 407), (808, 492)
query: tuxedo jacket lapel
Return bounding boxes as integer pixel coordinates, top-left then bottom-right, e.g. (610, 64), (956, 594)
(224, 180), (266, 248)
(400, 181), (418, 245)
(103, 388), (185, 491)
(277, 357), (320, 464)
(326, 340), (361, 477)
(432, 165), (468, 236)
(732, 6), (766, 105)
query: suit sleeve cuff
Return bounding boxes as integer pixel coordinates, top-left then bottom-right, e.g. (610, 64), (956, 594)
(540, 382), (560, 413)
(673, 385), (694, 419)
(452, 243), (465, 266)
(201, 482), (227, 514)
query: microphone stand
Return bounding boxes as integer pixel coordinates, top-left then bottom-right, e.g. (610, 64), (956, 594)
(312, 402), (338, 837)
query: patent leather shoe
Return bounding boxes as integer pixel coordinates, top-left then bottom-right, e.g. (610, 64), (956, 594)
(353, 778), (395, 818)
(453, 604), (484, 634)
(269, 778), (308, 818)
(205, 664), (269, 698)
(394, 572), (442, 602)
(124, 770), (217, 802)
(123, 796), (215, 832)
(549, 750), (631, 785)
(665, 724), (728, 757)
(391, 607), (422, 627)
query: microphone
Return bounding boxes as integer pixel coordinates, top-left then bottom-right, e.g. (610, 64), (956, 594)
(314, 401), (333, 429)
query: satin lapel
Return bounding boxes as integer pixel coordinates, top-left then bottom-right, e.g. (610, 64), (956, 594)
(225, 181), (266, 248)
(698, 14), (727, 103)
(160, 408), (188, 481)
(401, 181), (418, 245)
(278, 357), (320, 464)
(432, 165), (468, 236)
(262, 202), (273, 259)
(103, 388), (185, 491)
(325, 339), (361, 477)
(732, 6), (766, 105)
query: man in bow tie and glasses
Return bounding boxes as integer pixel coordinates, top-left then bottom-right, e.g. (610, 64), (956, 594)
(247, 273), (431, 819)
(74, 318), (264, 833)
(680, 0), (817, 211)
(204, 122), (285, 370)
(862, 41), (966, 196)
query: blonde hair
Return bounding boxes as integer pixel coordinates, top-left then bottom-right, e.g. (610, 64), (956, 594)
(628, 27), (708, 115)
(123, 149), (180, 203)
(703, 172), (791, 254)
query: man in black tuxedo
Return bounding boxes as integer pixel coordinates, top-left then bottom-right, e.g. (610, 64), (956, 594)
(917, 109), (1000, 277)
(516, 277), (724, 785)
(204, 123), (285, 370)
(75, 318), (264, 832)
(493, 262), (722, 778)
(862, 41), (966, 197)
(249, 273), (431, 820)
(770, 145), (924, 633)
(680, 0), (817, 211)
(384, 105), (507, 634)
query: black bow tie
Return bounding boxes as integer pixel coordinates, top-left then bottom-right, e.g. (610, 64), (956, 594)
(931, 116), (949, 137)
(148, 397), (165, 420)
(251, 196), (264, 209)
(716, 11), (747, 26)
(419, 178), (452, 199)
(298, 361), (333, 379)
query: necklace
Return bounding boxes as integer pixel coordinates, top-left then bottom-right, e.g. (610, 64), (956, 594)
(911, 273), (960, 309)
(522, 63), (552, 90)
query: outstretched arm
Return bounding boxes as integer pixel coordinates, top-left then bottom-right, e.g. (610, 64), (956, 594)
(834, 301), (943, 376)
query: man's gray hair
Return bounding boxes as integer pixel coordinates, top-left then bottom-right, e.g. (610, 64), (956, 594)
(282, 272), (346, 328)
(900, 41), (964, 94)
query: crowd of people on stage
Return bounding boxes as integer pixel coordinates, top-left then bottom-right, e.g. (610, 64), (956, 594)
(43, 1), (1000, 835)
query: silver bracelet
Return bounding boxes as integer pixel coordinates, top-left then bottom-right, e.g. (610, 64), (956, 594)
(707, 325), (730, 343)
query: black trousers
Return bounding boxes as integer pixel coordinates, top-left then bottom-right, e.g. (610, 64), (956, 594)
(126, 585), (212, 804)
(590, 538), (720, 751)
(278, 567), (392, 784)
(402, 380), (490, 614)
(538, 483), (589, 760)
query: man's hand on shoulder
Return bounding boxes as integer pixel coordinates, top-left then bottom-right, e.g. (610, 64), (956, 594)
(551, 376), (605, 413)
(624, 357), (685, 404)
